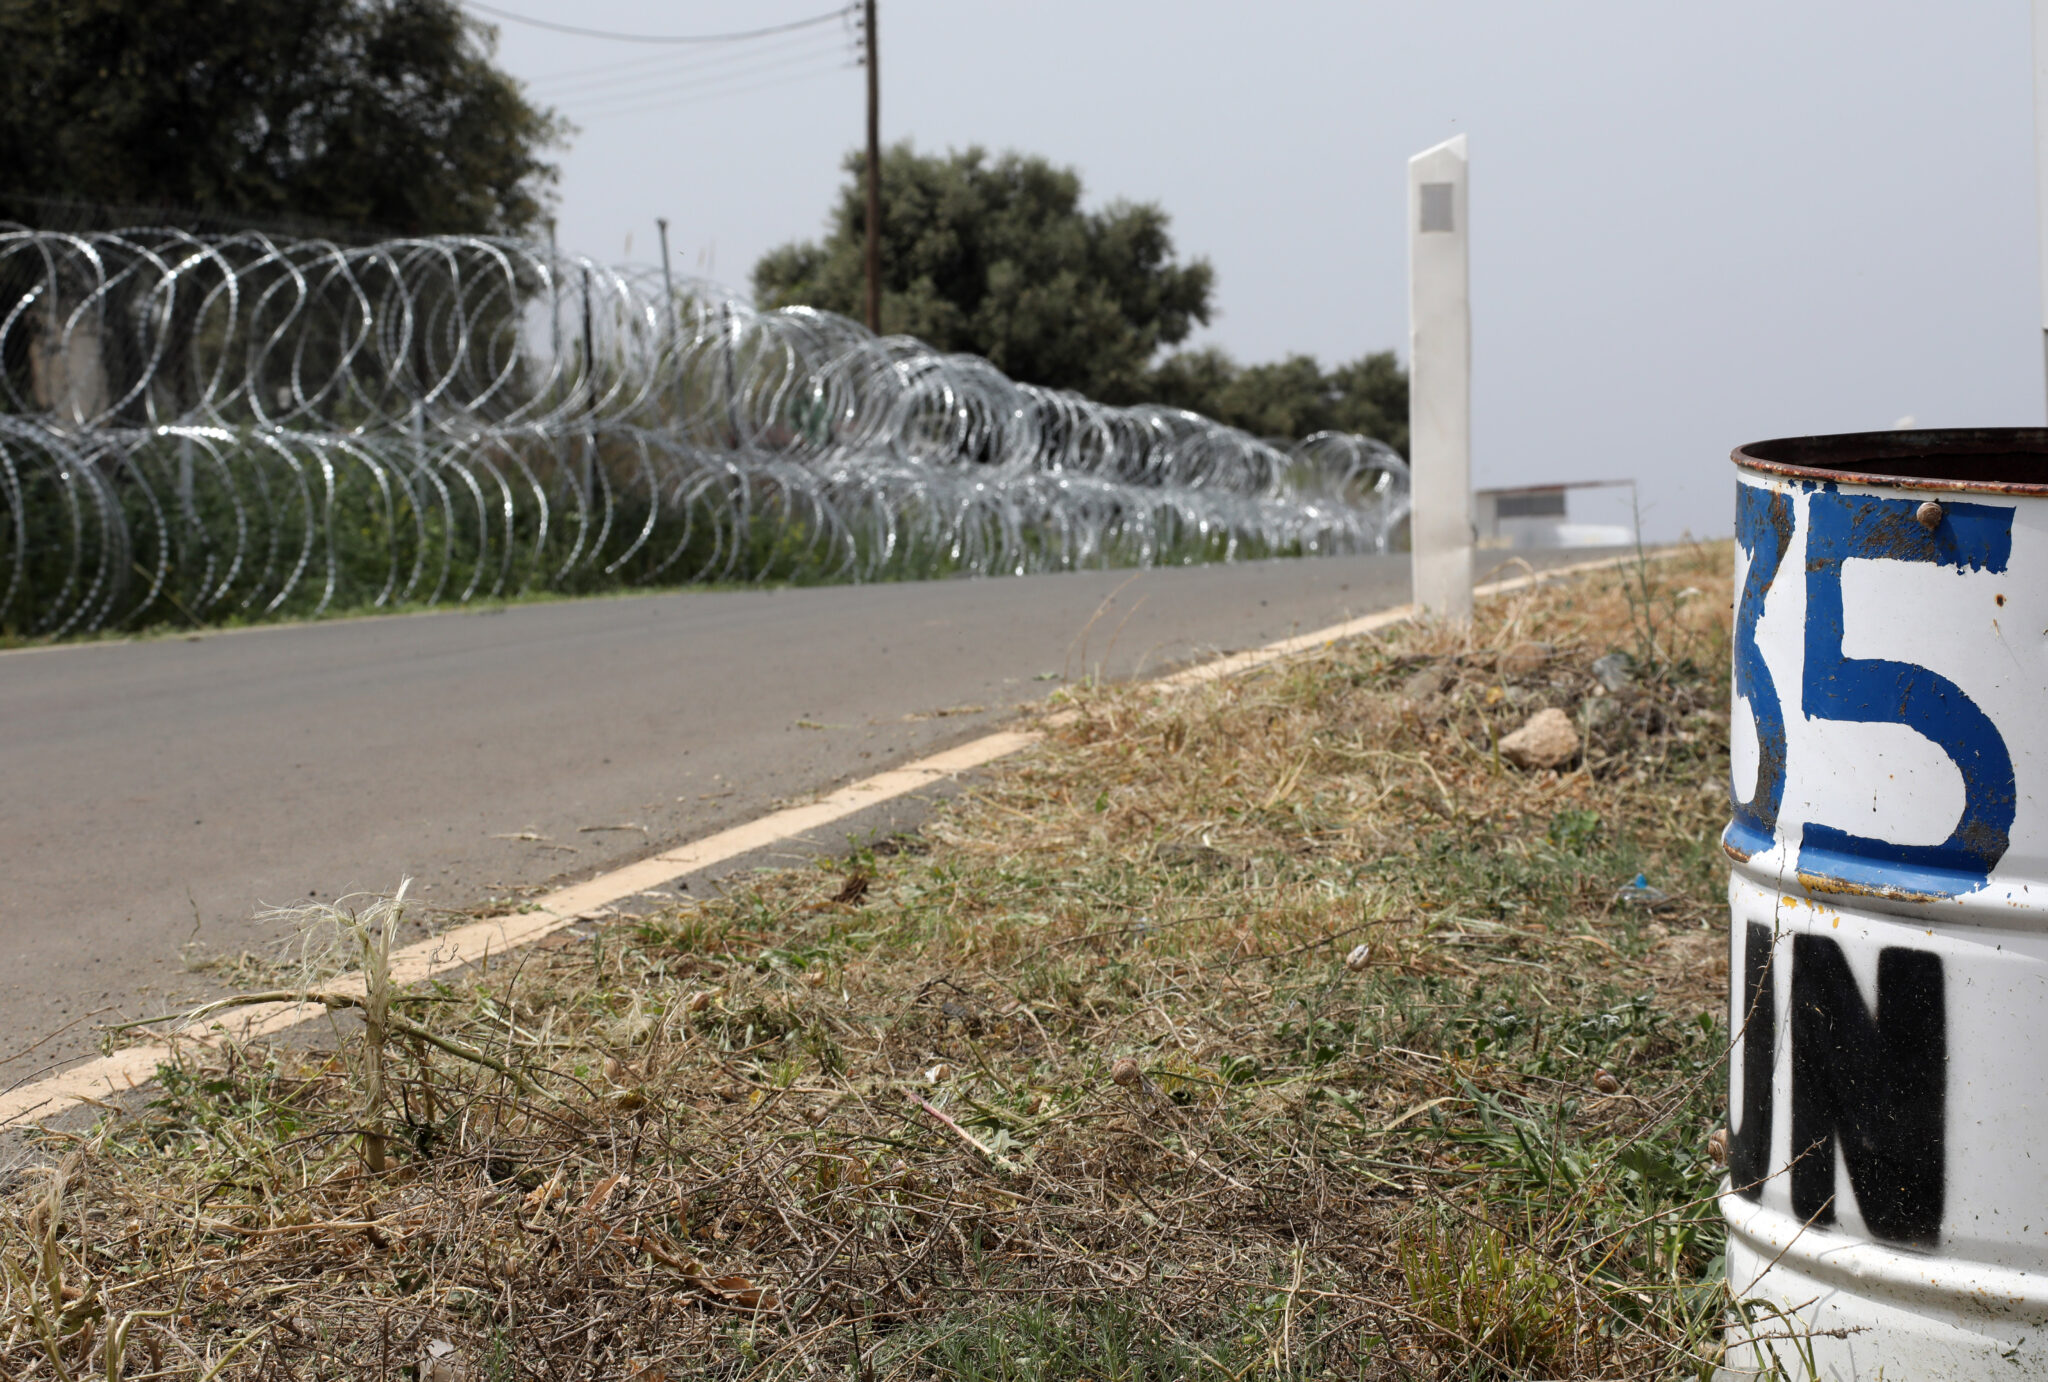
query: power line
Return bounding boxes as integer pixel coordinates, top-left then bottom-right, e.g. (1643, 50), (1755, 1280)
(462, 1), (851, 46)
(568, 57), (855, 122)
(561, 40), (856, 113)
(529, 32), (851, 104)
(567, 46), (854, 119)
(523, 27), (837, 92)
(572, 64), (855, 122)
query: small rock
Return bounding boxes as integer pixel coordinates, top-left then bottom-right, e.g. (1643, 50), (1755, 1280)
(1498, 640), (1553, 676)
(1400, 662), (1454, 699)
(1591, 652), (1635, 693)
(1499, 708), (1580, 770)
(1593, 1069), (1622, 1095)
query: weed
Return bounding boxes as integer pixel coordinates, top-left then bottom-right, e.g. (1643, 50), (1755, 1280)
(1402, 1220), (1584, 1376)
(276, 883), (409, 1171)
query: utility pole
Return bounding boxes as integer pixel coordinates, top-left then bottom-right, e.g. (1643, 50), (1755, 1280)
(546, 218), (561, 361)
(580, 267), (596, 416)
(655, 216), (677, 342)
(580, 266), (598, 504)
(863, 0), (881, 334)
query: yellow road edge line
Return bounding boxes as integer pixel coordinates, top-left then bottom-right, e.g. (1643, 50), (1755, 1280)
(0, 548), (1674, 1128)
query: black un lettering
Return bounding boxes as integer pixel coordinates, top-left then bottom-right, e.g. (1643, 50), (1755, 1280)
(1789, 935), (1946, 1248)
(1727, 931), (1947, 1247)
(1729, 922), (1776, 1201)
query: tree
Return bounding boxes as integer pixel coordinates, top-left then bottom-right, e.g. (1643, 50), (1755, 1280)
(759, 143), (1407, 453)
(1146, 347), (1409, 456)
(0, 0), (566, 236)
(754, 143), (1214, 403)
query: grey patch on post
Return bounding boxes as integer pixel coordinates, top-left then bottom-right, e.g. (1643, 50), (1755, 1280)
(1419, 182), (1455, 233)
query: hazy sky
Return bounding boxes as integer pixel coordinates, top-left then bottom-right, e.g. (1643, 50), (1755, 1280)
(477, 2), (2043, 541)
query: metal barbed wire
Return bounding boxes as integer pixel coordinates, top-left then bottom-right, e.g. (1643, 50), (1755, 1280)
(0, 228), (1408, 636)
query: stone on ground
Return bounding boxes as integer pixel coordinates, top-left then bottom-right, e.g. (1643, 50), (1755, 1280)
(1591, 651), (1636, 693)
(1500, 707), (1580, 770)
(1400, 662), (1454, 699)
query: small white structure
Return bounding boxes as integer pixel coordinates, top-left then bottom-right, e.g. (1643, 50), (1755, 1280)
(1407, 134), (1472, 619)
(1475, 479), (1637, 550)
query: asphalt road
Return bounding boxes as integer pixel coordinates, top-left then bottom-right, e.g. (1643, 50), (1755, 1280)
(0, 549), (1607, 1081)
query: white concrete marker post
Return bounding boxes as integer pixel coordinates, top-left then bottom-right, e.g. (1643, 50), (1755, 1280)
(1408, 135), (1473, 619)
(2034, 1), (2048, 412)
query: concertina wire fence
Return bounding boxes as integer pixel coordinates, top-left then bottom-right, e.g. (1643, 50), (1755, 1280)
(0, 228), (1410, 637)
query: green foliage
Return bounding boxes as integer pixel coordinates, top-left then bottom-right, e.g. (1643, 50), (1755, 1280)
(1549, 808), (1606, 853)
(755, 143), (1409, 451)
(1401, 1221), (1582, 1376)
(753, 143), (1215, 402)
(0, 0), (567, 236)
(1146, 346), (1410, 455)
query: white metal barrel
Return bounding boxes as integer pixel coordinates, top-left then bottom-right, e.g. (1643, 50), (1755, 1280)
(1724, 429), (2048, 1380)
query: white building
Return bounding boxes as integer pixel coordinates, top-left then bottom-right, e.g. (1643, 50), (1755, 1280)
(1475, 479), (1636, 549)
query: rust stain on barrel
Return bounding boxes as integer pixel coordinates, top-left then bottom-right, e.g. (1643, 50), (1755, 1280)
(1794, 870), (1946, 906)
(1735, 427), (2048, 498)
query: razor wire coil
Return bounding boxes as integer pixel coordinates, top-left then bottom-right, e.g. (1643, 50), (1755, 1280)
(0, 227), (1409, 636)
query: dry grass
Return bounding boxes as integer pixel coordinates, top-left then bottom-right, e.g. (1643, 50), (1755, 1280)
(0, 544), (1738, 1381)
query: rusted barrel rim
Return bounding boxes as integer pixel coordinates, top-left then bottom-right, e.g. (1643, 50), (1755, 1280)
(1734, 427), (2048, 496)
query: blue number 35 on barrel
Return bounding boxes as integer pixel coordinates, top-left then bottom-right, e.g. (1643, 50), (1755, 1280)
(1731, 483), (2016, 898)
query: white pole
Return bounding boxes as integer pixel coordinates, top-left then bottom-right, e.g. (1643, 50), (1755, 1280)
(1408, 134), (1472, 618)
(2034, 1), (2048, 415)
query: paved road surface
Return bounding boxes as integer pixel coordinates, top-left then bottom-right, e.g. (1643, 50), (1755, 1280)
(0, 550), (1608, 1080)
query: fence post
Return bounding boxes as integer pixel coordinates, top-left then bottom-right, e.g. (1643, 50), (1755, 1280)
(1408, 134), (1472, 618)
